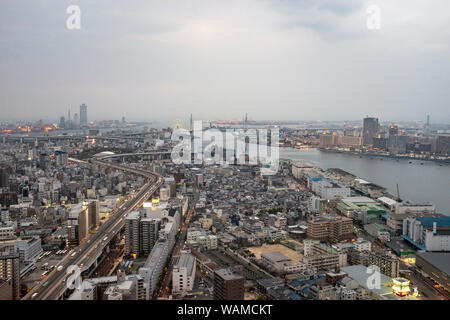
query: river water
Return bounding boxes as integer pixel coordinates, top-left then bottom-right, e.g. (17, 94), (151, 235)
(280, 147), (450, 215)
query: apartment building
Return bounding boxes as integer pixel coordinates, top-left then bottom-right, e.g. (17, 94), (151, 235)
(125, 211), (141, 255)
(0, 247), (20, 300)
(213, 268), (245, 300)
(368, 252), (399, 278)
(303, 240), (347, 271)
(352, 238), (371, 252)
(307, 215), (353, 243)
(138, 240), (169, 299)
(141, 218), (161, 255)
(172, 253), (196, 294)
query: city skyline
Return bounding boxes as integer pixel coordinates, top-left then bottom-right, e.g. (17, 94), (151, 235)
(1, 110), (448, 126)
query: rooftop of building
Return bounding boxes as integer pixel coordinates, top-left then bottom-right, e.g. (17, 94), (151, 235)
(175, 253), (196, 275)
(342, 196), (375, 203)
(261, 251), (292, 263)
(142, 241), (168, 269)
(215, 268), (244, 281)
(309, 214), (352, 223)
(415, 216), (450, 227)
(257, 277), (284, 289)
(268, 285), (302, 300)
(341, 265), (393, 298)
(125, 211), (140, 220)
(377, 196), (398, 206)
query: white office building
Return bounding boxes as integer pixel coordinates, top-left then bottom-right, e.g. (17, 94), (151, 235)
(172, 253), (196, 294)
(316, 180), (351, 200)
(14, 237), (43, 263)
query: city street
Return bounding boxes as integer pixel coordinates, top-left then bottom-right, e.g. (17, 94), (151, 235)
(157, 207), (194, 299)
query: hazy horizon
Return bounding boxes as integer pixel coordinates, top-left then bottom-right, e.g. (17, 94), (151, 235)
(3, 116), (448, 127)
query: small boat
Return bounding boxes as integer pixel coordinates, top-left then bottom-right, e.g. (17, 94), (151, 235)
(409, 161), (412, 164)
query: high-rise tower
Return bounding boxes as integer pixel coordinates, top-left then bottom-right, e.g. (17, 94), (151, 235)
(362, 116), (380, 146)
(80, 104), (88, 127)
(68, 108), (71, 129)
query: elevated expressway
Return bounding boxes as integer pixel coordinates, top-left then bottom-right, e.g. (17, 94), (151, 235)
(2, 133), (154, 143)
(23, 154), (164, 300)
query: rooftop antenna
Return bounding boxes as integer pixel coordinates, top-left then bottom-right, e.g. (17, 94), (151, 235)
(190, 113), (193, 133)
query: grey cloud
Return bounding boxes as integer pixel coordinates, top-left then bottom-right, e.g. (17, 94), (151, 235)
(0, 0), (449, 123)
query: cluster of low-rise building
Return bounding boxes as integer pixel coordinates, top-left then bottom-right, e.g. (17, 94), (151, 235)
(1, 121), (449, 301)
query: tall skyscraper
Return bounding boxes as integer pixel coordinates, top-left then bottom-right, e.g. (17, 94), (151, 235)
(362, 117), (380, 146)
(73, 113), (79, 128)
(80, 104), (88, 127)
(88, 200), (99, 229)
(59, 116), (65, 129)
(67, 108), (71, 129)
(67, 204), (88, 247)
(125, 211), (141, 255)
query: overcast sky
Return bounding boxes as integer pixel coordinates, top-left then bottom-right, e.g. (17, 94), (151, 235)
(1, 0), (449, 123)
